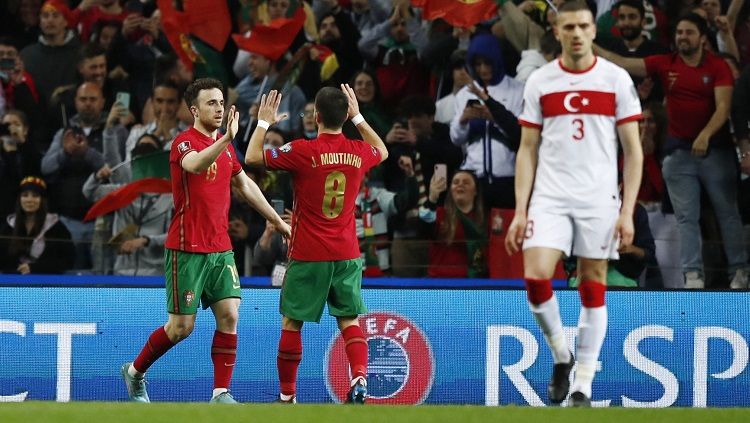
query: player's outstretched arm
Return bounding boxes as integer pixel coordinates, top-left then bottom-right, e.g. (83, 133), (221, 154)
(616, 120), (644, 247)
(341, 83), (389, 163)
(593, 44), (648, 78)
(182, 105), (240, 174)
(505, 126), (540, 255)
(231, 170), (292, 238)
(245, 90), (287, 166)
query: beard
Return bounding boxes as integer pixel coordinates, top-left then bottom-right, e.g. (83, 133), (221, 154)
(619, 26), (642, 41)
(677, 41), (699, 56)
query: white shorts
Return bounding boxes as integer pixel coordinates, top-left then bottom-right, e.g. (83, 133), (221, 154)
(522, 206), (620, 260)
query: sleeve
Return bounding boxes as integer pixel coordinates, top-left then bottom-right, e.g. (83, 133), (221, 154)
(40, 129), (67, 176)
(615, 69), (643, 125)
(360, 143), (383, 171)
(517, 74), (543, 128)
(643, 54), (665, 79)
(264, 140), (306, 172)
(171, 136), (197, 166)
(449, 88), (470, 145)
(712, 56), (735, 87)
(357, 18), (390, 61)
(229, 144), (243, 176)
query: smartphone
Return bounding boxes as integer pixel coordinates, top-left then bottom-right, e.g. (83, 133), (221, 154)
(434, 163), (447, 181)
(116, 91), (131, 110)
(271, 199), (285, 215)
(466, 99), (481, 108)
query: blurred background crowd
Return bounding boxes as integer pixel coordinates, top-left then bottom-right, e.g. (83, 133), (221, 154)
(1, 0), (750, 289)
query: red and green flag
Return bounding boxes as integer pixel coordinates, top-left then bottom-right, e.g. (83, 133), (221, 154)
(412, 0), (498, 28)
(84, 152), (171, 222)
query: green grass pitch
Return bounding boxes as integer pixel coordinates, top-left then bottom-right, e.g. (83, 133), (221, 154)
(0, 402), (748, 423)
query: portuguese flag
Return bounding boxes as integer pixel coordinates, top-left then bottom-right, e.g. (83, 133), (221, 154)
(412, 0), (498, 28)
(84, 152), (171, 222)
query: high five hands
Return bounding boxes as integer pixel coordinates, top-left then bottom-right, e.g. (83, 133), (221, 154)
(258, 90), (289, 126)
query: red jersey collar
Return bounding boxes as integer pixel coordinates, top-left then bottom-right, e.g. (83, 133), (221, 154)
(558, 56), (598, 74)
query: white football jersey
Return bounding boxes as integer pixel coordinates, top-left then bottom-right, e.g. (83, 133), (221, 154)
(519, 57), (641, 209)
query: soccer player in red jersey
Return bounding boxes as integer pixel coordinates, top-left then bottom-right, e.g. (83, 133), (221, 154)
(244, 85), (388, 404)
(120, 78), (291, 403)
(506, 1), (643, 407)
(597, 12), (749, 290)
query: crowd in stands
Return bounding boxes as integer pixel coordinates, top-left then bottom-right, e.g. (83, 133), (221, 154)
(1, 0), (750, 290)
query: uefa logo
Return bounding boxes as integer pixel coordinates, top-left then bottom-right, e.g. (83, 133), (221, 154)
(325, 311), (435, 404)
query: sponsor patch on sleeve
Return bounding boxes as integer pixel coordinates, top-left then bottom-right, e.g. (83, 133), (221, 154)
(280, 143), (292, 153)
(177, 141), (192, 153)
(271, 148), (279, 159)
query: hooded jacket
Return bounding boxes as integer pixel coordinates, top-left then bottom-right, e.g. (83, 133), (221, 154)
(450, 34), (524, 179)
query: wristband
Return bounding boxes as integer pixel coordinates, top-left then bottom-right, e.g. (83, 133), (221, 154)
(257, 120), (270, 130)
(351, 114), (365, 126)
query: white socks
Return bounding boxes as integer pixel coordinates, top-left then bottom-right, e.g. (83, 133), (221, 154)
(572, 305), (608, 397)
(127, 364), (144, 379)
(212, 388), (228, 398)
(279, 393), (295, 401)
(529, 295), (572, 364)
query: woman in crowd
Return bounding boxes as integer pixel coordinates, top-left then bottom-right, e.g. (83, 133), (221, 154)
(0, 176), (74, 274)
(351, 69), (392, 138)
(420, 170), (488, 278)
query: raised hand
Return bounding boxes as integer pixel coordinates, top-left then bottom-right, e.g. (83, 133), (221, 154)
(225, 105), (240, 140)
(340, 83), (360, 119)
(258, 90), (288, 125)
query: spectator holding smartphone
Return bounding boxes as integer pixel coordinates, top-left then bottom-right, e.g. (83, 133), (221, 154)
(0, 109), (41, 216)
(449, 33), (523, 209)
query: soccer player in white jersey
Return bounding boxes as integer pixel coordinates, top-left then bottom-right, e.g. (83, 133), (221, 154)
(505, 0), (643, 407)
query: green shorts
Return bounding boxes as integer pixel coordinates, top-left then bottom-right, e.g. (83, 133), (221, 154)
(280, 258), (366, 323)
(165, 249), (241, 314)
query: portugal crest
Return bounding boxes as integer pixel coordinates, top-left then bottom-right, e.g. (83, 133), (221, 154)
(183, 290), (195, 307)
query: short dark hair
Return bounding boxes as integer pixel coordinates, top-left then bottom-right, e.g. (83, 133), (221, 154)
(314, 87), (348, 129)
(0, 36), (20, 50)
(398, 95), (436, 118)
(153, 79), (181, 97)
(3, 109), (29, 128)
(615, 0), (645, 19)
(266, 127), (288, 142)
(78, 42), (106, 64)
(677, 12), (709, 36)
(155, 53), (179, 80)
(558, 0), (593, 15)
(184, 78), (223, 107)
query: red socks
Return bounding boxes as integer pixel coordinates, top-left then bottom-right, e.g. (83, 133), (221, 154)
(211, 331), (237, 389)
(133, 326), (175, 373)
(525, 278), (553, 305)
(342, 325), (368, 380)
(579, 280), (606, 307)
(277, 330), (302, 395)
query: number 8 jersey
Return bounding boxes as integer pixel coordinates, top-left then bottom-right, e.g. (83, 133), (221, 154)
(518, 57), (642, 209)
(264, 133), (382, 261)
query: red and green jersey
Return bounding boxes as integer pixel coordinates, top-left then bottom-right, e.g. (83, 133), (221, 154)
(264, 133), (382, 261)
(166, 127), (243, 253)
(644, 52), (734, 142)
